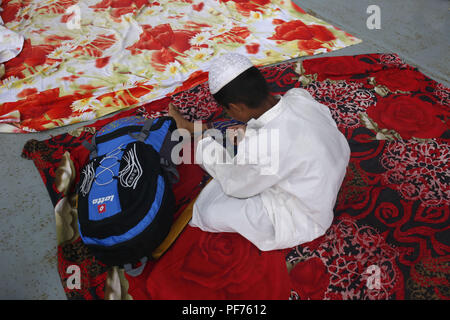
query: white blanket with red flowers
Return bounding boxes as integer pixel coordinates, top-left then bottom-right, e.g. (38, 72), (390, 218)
(0, 0), (360, 132)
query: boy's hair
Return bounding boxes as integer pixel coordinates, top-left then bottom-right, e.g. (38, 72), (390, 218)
(213, 66), (270, 109)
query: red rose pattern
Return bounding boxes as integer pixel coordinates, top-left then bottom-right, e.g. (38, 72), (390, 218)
(297, 39), (325, 54)
(90, 0), (149, 19)
(245, 42), (260, 54)
(37, 0), (78, 15)
(302, 55), (383, 81)
(211, 26), (251, 44)
(269, 19), (336, 52)
(1, 87), (92, 130)
(290, 257), (330, 300)
(220, 0), (271, 16)
(3, 39), (53, 79)
(95, 56), (110, 68)
(374, 69), (427, 92)
(192, 2), (204, 11)
(146, 226), (291, 299)
(367, 95), (447, 140)
(17, 88), (38, 99)
(375, 202), (401, 226)
(70, 34), (116, 58)
(271, 20), (314, 41)
(126, 24), (197, 71)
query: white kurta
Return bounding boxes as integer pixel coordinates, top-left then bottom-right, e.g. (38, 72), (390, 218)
(189, 88), (350, 251)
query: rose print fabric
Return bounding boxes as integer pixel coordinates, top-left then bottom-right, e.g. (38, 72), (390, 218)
(145, 226), (291, 299)
(0, 0), (360, 133)
(22, 54), (449, 300)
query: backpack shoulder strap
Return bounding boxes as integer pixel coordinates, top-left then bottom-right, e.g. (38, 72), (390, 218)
(82, 139), (98, 158)
(130, 117), (180, 184)
(160, 157), (180, 184)
(129, 118), (154, 142)
(158, 117), (180, 184)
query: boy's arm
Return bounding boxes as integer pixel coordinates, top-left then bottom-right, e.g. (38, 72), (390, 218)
(195, 135), (283, 199)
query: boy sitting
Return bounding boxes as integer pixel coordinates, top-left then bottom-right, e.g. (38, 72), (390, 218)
(169, 53), (350, 251)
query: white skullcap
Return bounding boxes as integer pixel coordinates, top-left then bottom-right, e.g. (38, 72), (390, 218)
(208, 53), (254, 94)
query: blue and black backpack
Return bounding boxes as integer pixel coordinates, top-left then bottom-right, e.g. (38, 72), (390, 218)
(76, 116), (179, 267)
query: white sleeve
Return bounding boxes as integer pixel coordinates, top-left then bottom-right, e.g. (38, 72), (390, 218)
(195, 136), (283, 199)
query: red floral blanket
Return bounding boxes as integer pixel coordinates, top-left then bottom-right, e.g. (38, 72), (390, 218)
(0, 0), (360, 133)
(22, 53), (450, 300)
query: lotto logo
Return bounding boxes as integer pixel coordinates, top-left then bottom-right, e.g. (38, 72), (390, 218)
(92, 195), (114, 205)
(98, 204), (106, 214)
